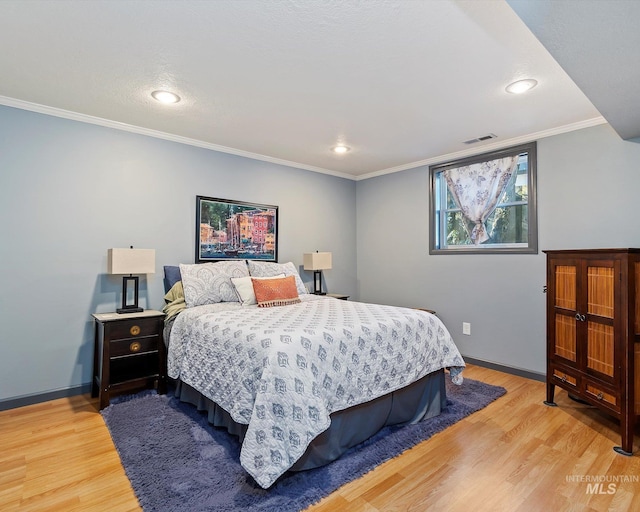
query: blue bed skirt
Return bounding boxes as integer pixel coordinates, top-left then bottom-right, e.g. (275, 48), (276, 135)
(173, 368), (446, 472)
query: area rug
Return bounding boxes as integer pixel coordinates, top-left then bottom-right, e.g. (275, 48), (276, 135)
(102, 378), (505, 512)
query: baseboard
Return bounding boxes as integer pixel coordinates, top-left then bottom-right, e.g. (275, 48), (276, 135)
(0, 383), (92, 411)
(462, 356), (545, 382)
(0, 359), (544, 411)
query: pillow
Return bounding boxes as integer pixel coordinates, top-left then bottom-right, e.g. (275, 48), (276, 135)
(162, 280), (186, 322)
(247, 261), (307, 295)
(231, 274), (285, 306)
(163, 265), (182, 293)
(252, 275), (301, 308)
(179, 261), (249, 307)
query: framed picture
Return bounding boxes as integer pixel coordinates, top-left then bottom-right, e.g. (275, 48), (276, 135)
(195, 196), (279, 263)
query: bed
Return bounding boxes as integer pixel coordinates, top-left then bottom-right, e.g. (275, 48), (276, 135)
(163, 261), (465, 489)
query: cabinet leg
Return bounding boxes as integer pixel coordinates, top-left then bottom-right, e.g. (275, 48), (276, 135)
(91, 322), (99, 398)
(614, 416), (634, 456)
(99, 389), (110, 411)
(613, 446), (633, 456)
(91, 377), (98, 398)
(157, 376), (167, 395)
(543, 382), (557, 407)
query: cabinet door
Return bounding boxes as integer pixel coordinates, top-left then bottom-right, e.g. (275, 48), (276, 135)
(584, 260), (617, 383)
(549, 259), (578, 365)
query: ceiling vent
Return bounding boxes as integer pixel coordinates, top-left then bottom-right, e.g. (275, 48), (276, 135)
(463, 133), (497, 145)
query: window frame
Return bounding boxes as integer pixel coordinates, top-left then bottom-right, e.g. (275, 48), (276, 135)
(429, 141), (538, 255)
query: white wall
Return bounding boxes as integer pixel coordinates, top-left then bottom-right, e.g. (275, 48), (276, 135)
(356, 123), (640, 375)
(0, 105), (356, 402)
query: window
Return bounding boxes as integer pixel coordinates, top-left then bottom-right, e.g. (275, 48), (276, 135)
(429, 142), (537, 254)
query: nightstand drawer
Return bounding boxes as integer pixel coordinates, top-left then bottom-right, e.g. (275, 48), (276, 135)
(107, 317), (161, 340)
(110, 336), (159, 357)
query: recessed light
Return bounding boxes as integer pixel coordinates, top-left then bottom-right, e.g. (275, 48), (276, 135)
(151, 90), (181, 104)
(332, 145), (350, 154)
(505, 79), (538, 94)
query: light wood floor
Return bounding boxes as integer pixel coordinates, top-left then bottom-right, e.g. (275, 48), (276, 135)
(1, 365), (639, 511)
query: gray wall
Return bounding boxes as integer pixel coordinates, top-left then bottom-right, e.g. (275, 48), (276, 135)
(0, 105), (356, 402)
(356, 123), (640, 375)
(2, 106), (638, 403)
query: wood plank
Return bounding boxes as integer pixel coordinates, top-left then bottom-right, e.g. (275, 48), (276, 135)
(1, 364), (639, 512)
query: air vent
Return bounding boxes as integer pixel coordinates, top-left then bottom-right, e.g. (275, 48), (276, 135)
(463, 133), (497, 145)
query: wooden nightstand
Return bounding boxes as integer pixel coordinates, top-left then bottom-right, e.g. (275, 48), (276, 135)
(91, 310), (166, 410)
(326, 293), (349, 300)
(415, 308), (437, 315)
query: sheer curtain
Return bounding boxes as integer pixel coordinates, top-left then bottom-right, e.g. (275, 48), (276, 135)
(443, 156), (518, 245)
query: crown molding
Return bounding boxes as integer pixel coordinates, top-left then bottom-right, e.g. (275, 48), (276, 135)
(0, 95), (356, 181)
(354, 116), (608, 181)
(1, 95), (607, 183)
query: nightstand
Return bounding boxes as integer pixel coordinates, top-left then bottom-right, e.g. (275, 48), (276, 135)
(326, 293), (349, 300)
(91, 310), (166, 410)
(415, 308), (437, 315)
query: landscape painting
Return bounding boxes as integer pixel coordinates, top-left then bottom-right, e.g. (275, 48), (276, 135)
(195, 196), (278, 263)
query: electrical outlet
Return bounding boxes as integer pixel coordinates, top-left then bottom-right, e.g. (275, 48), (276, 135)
(463, 322), (471, 335)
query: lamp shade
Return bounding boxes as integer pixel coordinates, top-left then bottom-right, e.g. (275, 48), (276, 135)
(108, 248), (156, 275)
(303, 252), (332, 271)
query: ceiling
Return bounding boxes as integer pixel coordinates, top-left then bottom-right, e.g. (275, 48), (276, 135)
(0, 1), (633, 180)
(507, 0), (640, 143)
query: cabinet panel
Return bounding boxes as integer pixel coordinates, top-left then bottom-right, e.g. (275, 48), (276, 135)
(587, 266), (615, 318)
(554, 314), (576, 362)
(636, 262), (640, 335)
(111, 352), (160, 383)
(636, 343), (640, 415)
(555, 265), (576, 310)
(586, 322), (614, 377)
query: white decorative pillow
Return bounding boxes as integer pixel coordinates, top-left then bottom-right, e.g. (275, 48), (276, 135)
(179, 261), (249, 307)
(247, 261), (308, 295)
(231, 274), (284, 306)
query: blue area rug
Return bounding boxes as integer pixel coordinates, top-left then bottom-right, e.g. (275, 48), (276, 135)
(102, 378), (505, 511)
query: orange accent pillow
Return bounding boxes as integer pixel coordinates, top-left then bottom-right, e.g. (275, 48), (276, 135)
(252, 275), (301, 308)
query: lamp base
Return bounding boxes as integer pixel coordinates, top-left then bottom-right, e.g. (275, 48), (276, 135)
(313, 270), (326, 295)
(116, 306), (144, 314)
(118, 275), (143, 314)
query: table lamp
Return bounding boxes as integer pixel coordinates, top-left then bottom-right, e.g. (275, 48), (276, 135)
(303, 251), (332, 295)
(108, 247), (156, 314)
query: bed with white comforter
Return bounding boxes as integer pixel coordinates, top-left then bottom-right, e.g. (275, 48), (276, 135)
(167, 294), (464, 488)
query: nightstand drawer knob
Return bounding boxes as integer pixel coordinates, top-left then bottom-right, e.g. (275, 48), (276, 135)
(130, 325), (141, 336)
(130, 341), (141, 352)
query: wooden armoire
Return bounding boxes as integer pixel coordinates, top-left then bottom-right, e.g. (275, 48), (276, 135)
(544, 249), (640, 455)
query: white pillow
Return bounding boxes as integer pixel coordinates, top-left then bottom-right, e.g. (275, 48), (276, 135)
(231, 274), (285, 306)
(247, 261), (308, 295)
(179, 261), (249, 307)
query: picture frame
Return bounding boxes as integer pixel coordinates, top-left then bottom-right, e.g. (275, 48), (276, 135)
(195, 196), (279, 263)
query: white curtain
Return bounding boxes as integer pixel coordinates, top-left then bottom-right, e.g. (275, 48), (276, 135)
(443, 156), (518, 244)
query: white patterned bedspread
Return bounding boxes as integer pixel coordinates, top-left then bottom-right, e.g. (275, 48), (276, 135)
(167, 295), (465, 488)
